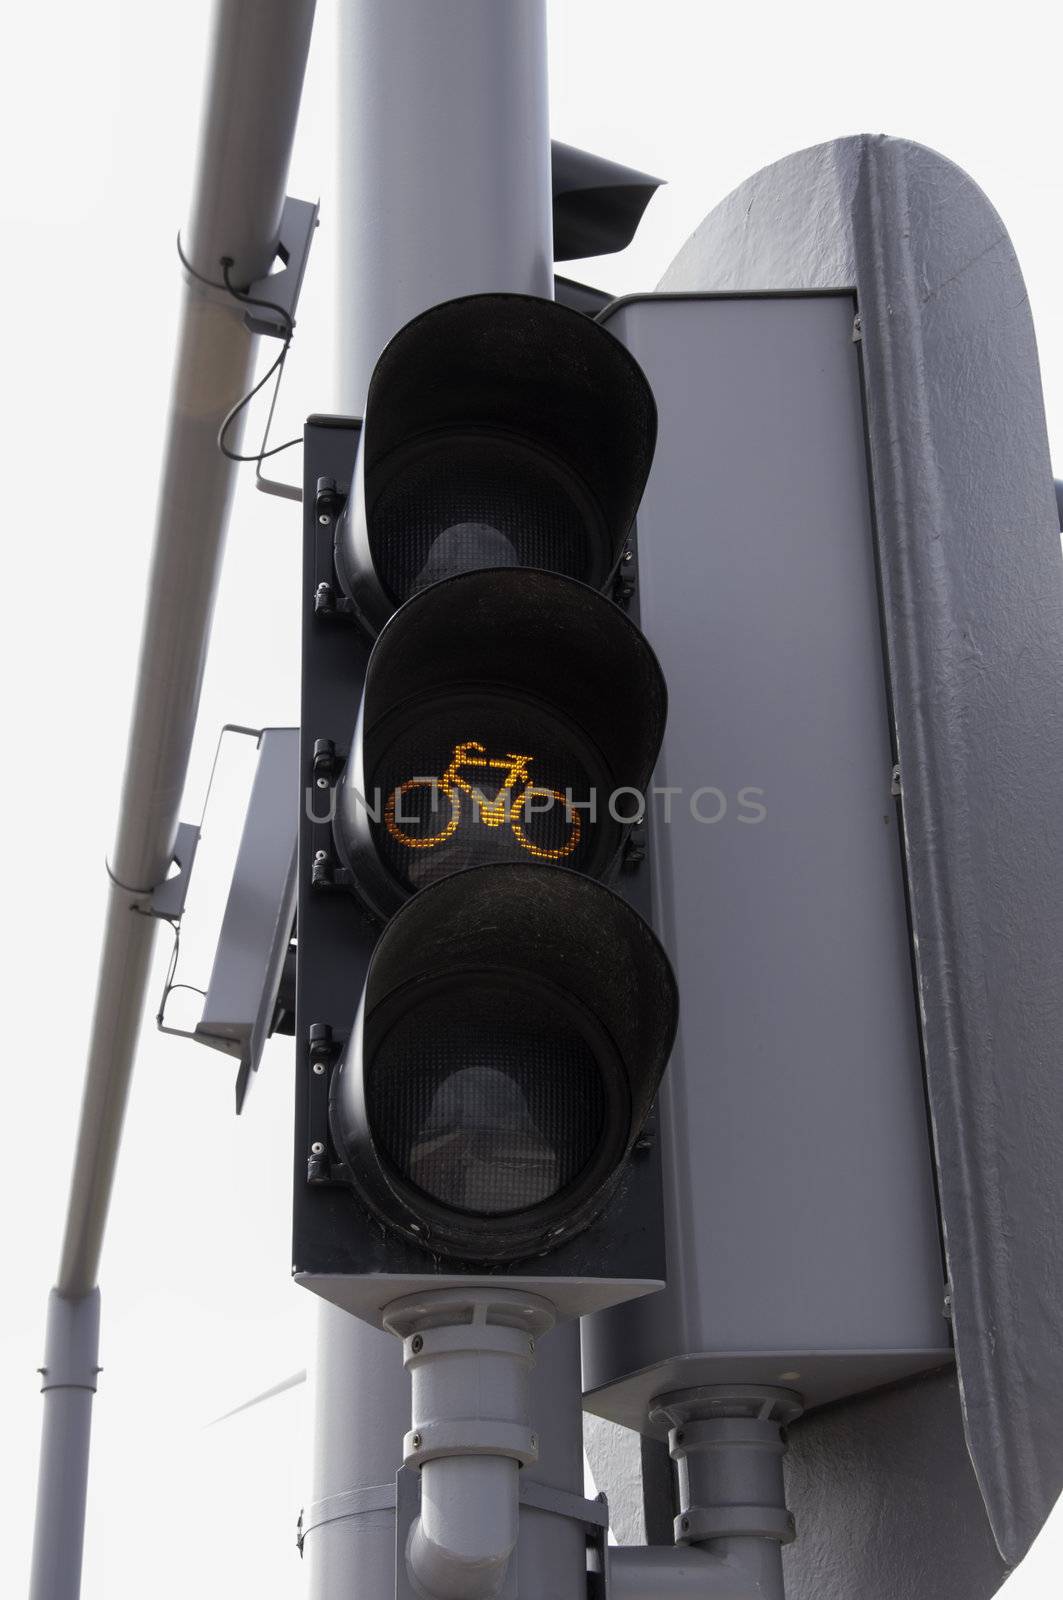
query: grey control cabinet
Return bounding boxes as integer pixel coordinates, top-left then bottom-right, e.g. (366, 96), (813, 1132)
(582, 292), (951, 1428)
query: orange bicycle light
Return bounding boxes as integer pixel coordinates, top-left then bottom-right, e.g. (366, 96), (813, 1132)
(330, 567), (666, 920)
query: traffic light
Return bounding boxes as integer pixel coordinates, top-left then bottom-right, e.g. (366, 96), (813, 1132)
(293, 295), (677, 1326)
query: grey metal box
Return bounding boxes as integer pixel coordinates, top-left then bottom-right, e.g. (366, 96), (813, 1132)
(582, 293), (951, 1428)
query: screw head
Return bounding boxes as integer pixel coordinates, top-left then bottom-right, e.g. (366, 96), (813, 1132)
(318, 512), (332, 526)
(680, 1517), (690, 1534)
(623, 549), (635, 563)
(314, 850), (328, 862)
(312, 1061), (325, 1076)
(310, 1141), (325, 1155)
(316, 776), (328, 789)
(411, 1334), (423, 1354)
(411, 1432), (422, 1450)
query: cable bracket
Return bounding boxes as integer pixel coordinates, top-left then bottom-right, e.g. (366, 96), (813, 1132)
(243, 196), (319, 338)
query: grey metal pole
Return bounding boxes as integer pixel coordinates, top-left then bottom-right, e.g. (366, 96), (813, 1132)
(305, 4), (565, 1597)
(30, 6), (316, 1598)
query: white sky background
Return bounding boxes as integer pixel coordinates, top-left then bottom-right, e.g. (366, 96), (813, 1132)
(1, 1), (1062, 1595)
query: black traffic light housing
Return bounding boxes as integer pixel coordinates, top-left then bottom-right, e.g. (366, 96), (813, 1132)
(295, 348), (675, 1324)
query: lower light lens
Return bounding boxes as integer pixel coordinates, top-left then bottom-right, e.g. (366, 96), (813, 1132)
(366, 986), (607, 1216)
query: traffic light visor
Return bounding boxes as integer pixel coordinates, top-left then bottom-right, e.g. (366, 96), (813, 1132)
(334, 294), (658, 631)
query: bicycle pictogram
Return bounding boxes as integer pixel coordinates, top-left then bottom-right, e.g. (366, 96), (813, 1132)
(384, 741), (581, 861)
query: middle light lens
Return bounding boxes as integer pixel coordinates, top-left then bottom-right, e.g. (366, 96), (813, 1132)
(369, 691), (613, 892)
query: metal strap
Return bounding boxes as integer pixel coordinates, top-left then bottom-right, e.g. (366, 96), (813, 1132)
(298, 1475), (609, 1557)
(296, 1482), (397, 1555)
(519, 1479), (610, 1535)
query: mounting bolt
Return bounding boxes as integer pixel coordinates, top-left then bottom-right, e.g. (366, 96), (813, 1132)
(315, 475), (343, 527)
(312, 1061), (325, 1076)
(310, 1141), (325, 1156)
(411, 1334), (424, 1354)
(314, 850), (328, 862)
(411, 1432), (422, 1450)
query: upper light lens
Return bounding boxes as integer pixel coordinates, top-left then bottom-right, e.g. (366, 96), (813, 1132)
(369, 437), (597, 603)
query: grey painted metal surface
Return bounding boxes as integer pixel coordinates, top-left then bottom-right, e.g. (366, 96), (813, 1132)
(31, 5), (316, 1598)
(195, 727), (299, 1109)
(29, 1293), (101, 1600)
(783, 1370), (1008, 1600)
(305, 1310), (586, 1600)
(656, 134), (1063, 1575)
(308, 7), (585, 1599)
(583, 291), (950, 1432)
(608, 1545), (760, 1599)
(335, 0), (553, 414)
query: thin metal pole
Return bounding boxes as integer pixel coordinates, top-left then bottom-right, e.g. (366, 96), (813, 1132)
(30, 6), (316, 1597)
(58, 0), (317, 1302)
(306, 4), (568, 1597)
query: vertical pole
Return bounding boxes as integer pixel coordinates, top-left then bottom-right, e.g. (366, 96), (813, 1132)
(29, 1293), (101, 1600)
(305, 4), (569, 1597)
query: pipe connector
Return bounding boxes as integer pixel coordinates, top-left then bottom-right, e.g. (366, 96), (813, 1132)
(383, 1288), (555, 1600)
(650, 1385), (803, 1600)
(38, 1289), (102, 1394)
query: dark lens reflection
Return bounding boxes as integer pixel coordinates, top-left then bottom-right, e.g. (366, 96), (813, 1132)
(367, 988), (606, 1216)
(370, 438), (593, 602)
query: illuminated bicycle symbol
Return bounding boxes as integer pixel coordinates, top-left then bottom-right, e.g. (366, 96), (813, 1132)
(384, 741), (581, 862)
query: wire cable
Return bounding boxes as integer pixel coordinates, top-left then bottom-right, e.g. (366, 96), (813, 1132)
(175, 235), (303, 466)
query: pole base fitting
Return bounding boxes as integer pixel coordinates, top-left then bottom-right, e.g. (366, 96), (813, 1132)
(650, 1384), (803, 1590)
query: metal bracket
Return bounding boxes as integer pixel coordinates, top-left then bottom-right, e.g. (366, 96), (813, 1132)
(148, 822), (201, 921)
(298, 1468), (609, 1594)
(519, 1478), (609, 1536)
(306, 1023), (342, 1183)
(393, 1467), (607, 1600)
(242, 195), (319, 338)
